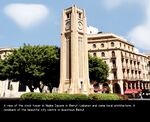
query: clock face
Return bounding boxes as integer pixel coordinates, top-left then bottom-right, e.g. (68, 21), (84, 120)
(65, 21), (71, 30)
(78, 21), (83, 30)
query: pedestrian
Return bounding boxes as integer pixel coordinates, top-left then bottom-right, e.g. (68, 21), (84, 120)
(132, 92), (135, 99)
(139, 92), (143, 99)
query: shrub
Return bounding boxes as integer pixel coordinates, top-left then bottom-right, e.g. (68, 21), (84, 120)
(117, 94), (129, 100)
(20, 92), (124, 100)
(89, 93), (123, 100)
(20, 93), (89, 100)
(20, 92), (50, 100)
(46, 93), (89, 100)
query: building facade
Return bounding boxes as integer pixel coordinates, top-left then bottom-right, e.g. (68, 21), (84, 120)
(88, 32), (150, 96)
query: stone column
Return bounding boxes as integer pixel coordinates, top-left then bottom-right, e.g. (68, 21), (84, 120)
(69, 6), (79, 94)
(145, 83), (148, 89)
(126, 82), (128, 89)
(119, 80), (124, 95)
(134, 82), (137, 89)
(141, 82), (144, 89)
(99, 84), (103, 93)
(130, 82), (133, 89)
(82, 9), (91, 94)
(58, 10), (67, 93)
(109, 83), (113, 93)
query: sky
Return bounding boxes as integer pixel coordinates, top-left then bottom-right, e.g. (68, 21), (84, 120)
(0, 0), (150, 53)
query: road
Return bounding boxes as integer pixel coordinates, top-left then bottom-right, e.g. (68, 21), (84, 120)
(129, 98), (150, 100)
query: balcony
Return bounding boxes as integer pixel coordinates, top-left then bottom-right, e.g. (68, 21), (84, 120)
(126, 65), (130, 69)
(123, 76), (129, 80)
(129, 77), (134, 80)
(111, 65), (117, 70)
(138, 67), (141, 71)
(113, 76), (118, 80)
(134, 66), (138, 70)
(122, 64), (126, 69)
(123, 76), (127, 79)
(111, 55), (116, 59)
(121, 54), (129, 59)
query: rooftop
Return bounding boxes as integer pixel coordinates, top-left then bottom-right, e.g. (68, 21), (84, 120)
(87, 32), (134, 46)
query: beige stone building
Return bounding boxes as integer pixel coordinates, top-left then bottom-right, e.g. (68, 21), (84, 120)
(88, 32), (150, 95)
(0, 48), (12, 60)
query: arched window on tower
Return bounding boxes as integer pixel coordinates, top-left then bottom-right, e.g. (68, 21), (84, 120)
(66, 12), (71, 19)
(78, 12), (81, 19)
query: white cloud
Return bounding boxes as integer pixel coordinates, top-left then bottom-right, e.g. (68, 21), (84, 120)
(102, 0), (122, 10)
(101, 0), (150, 50)
(101, 0), (147, 10)
(87, 26), (99, 34)
(4, 3), (49, 29)
(128, 1), (150, 50)
(134, 48), (140, 54)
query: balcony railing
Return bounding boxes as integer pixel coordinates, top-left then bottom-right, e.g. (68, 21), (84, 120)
(111, 55), (116, 59)
(113, 77), (118, 80)
(112, 65), (117, 70)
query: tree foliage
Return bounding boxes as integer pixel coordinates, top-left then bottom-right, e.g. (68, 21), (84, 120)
(0, 45), (109, 93)
(0, 44), (60, 92)
(89, 55), (109, 83)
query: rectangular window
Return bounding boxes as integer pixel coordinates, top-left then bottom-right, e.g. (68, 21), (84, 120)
(7, 80), (11, 90)
(79, 13), (81, 19)
(66, 12), (71, 19)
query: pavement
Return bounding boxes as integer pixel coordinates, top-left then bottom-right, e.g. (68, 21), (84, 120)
(129, 98), (150, 100)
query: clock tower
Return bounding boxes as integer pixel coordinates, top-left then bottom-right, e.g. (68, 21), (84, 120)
(58, 5), (92, 94)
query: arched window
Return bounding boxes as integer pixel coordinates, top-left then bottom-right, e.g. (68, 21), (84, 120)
(78, 13), (81, 19)
(131, 70), (134, 74)
(93, 53), (97, 56)
(66, 12), (71, 18)
(132, 47), (133, 51)
(101, 52), (105, 57)
(128, 46), (130, 50)
(111, 42), (114, 47)
(101, 43), (104, 48)
(112, 51), (115, 57)
(93, 44), (96, 48)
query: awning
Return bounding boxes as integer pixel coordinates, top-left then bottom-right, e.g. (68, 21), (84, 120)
(124, 89), (142, 94)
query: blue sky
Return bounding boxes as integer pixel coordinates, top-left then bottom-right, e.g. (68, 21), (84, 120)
(0, 0), (150, 52)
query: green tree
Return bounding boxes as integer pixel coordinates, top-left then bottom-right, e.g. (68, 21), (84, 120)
(0, 59), (6, 80)
(89, 55), (109, 84)
(0, 44), (60, 92)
